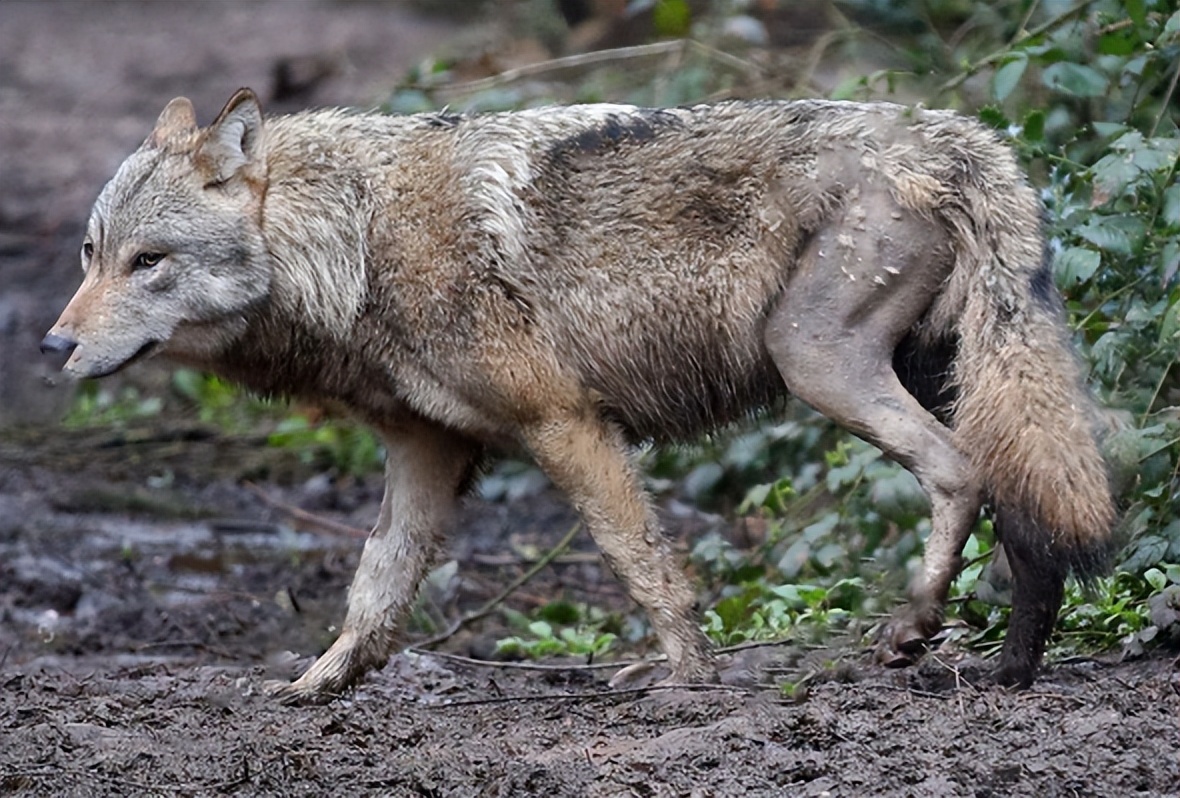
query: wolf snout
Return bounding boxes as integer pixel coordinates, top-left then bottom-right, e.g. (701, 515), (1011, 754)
(40, 332), (78, 356)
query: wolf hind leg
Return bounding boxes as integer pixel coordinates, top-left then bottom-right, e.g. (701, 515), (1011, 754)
(764, 203), (982, 665)
(269, 422), (479, 703)
(991, 507), (1067, 687)
(522, 409), (717, 684)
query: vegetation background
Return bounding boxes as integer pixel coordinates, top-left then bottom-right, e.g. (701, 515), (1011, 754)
(67, 0), (1180, 669)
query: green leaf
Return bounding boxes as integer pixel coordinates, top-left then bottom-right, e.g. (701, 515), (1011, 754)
(1145, 568), (1166, 592)
(1091, 152), (1140, 198)
(652, 0), (692, 37)
(537, 600), (580, 625)
(1093, 121), (1129, 138)
(977, 105), (1010, 130)
(1163, 10), (1180, 41)
(1042, 62), (1109, 97)
(1022, 109), (1045, 142)
(992, 54), (1028, 102)
(502, 607), (530, 631)
(1054, 247), (1101, 286)
(1126, 0), (1146, 27)
(171, 368), (205, 402)
(1075, 215), (1146, 256)
(803, 512), (839, 543)
(1159, 297), (1180, 346)
(830, 74), (867, 101)
(386, 89), (434, 115)
(1121, 534), (1169, 572)
(714, 591), (756, 629)
(1131, 139), (1180, 173)
(777, 538), (811, 578)
(1160, 240), (1180, 286)
(1098, 30), (1137, 56)
(527, 620), (554, 639)
(1163, 185), (1180, 228)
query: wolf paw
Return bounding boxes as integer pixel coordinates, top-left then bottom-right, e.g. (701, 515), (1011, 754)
(662, 660), (721, 686)
(263, 642), (366, 704)
(263, 677), (342, 706)
(875, 602), (943, 668)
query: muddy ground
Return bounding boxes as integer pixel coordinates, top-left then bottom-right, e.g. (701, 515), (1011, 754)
(2, 427), (1179, 797)
(3, 423), (1179, 798)
(2, 2), (1180, 796)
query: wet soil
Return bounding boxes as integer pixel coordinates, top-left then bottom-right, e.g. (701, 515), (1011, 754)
(3, 425), (1179, 797)
(2, 424), (1180, 798)
(3, 2), (1180, 796)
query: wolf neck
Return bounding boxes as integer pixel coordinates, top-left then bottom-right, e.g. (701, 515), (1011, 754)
(214, 111), (394, 402)
(258, 113), (378, 338)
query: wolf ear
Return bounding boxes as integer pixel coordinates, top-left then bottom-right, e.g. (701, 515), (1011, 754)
(147, 97), (198, 148)
(197, 88), (265, 185)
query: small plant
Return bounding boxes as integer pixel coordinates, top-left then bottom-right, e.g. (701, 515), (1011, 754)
(702, 577), (865, 647)
(1055, 564), (1180, 656)
(266, 414), (384, 477)
(495, 601), (619, 660)
(171, 369), (279, 431)
(63, 381), (162, 428)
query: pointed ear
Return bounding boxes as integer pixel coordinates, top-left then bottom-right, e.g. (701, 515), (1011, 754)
(197, 88), (265, 184)
(147, 97), (198, 148)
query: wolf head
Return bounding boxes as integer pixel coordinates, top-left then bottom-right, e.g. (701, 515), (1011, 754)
(43, 89), (271, 378)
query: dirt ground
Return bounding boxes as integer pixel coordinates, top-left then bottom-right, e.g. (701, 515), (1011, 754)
(2, 2), (1180, 796)
(2, 427), (1179, 797)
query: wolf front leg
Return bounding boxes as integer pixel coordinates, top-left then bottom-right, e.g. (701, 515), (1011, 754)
(270, 422), (479, 703)
(523, 410), (717, 683)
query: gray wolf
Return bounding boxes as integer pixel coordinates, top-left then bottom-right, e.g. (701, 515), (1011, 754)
(43, 89), (1115, 700)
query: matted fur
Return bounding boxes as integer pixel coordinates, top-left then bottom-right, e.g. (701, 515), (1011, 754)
(45, 90), (1116, 699)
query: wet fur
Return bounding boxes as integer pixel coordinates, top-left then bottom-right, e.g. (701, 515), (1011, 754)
(46, 91), (1116, 699)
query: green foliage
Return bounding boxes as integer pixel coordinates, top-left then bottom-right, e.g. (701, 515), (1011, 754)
(63, 381), (162, 428)
(984, 3), (1180, 582)
(266, 415), (384, 477)
(1055, 564), (1180, 655)
(170, 369), (277, 431)
(652, 0), (692, 38)
(495, 601), (619, 660)
(702, 577), (865, 647)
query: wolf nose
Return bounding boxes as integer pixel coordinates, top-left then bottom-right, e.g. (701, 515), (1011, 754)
(40, 332), (78, 356)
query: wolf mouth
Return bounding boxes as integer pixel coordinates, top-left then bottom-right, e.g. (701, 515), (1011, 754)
(126, 340), (161, 366)
(91, 340), (161, 378)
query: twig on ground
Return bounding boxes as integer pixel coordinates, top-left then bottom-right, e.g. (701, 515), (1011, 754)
(244, 481), (368, 539)
(133, 639), (237, 660)
(408, 647), (651, 672)
(430, 681), (752, 709)
(414, 522), (583, 649)
(864, 683), (953, 700)
(410, 635), (801, 674)
(715, 638), (802, 655)
(471, 552), (600, 567)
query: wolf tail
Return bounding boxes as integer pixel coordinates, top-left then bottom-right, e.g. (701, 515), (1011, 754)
(936, 175), (1115, 576)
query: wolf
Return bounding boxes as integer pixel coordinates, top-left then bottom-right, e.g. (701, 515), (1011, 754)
(43, 88), (1115, 701)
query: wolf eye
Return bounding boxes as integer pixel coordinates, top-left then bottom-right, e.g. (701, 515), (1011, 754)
(133, 252), (166, 270)
(82, 242), (94, 260)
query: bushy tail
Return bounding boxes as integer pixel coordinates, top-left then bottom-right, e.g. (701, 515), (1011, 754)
(946, 192), (1115, 576)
